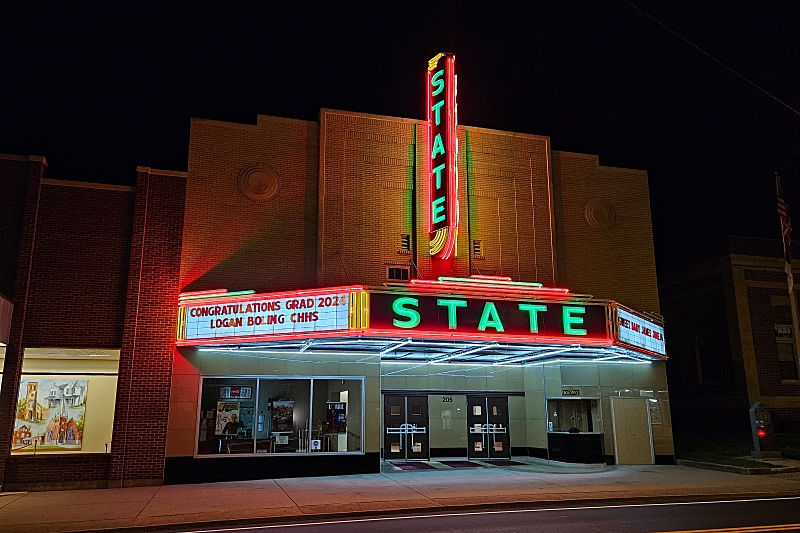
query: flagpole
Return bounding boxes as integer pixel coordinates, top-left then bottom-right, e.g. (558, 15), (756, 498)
(776, 173), (800, 376)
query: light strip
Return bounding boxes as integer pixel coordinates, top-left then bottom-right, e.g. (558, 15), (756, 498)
(178, 288), (228, 298)
(179, 289), (255, 302)
(429, 342), (499, 363)
(436, 277), (544, 288)
(493, 346), (576, 365)
(380, 339), (413, 355)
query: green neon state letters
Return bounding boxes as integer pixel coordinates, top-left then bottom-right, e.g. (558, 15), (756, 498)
(392, 297), (420, 328)
(518, 304), (547, 333)
(432, 196), (446, 223)
(431, 69), (445, 96)
(478, 302), (504, 332)
(437, 299), (467, 329)
(431, 133), (445, 159)
(562, 306), (587, 335)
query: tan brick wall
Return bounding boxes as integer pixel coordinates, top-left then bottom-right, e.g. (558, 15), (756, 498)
(181, 111), (659, 312)
(318, 110), (423, 286)
(461, 126), (555, 284)
(551, 151), (660, 313)
(181, 115), (319, 293)
(317, 111), (559, 286)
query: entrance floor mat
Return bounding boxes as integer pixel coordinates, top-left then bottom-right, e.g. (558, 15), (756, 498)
(482, 459), (525, 466)
(438, 460), (483, 468)
(391, 462), (437, 470)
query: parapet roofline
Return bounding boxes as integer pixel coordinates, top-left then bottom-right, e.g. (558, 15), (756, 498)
(42, 178), (135, 193)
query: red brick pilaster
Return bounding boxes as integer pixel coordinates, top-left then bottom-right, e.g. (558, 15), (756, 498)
(0, 156), (47, 490)
(109, 167), (186, 487)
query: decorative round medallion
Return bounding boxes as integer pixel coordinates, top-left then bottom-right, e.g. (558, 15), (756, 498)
(584, 197), (616, 232)
(237, 164), (279, 203)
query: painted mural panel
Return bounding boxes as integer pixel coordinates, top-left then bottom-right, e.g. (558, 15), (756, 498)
(13, 379), (88, 452)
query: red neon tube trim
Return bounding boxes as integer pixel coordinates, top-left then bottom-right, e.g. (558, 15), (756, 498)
(364, 329), (613, 345)
(176, 328), (614, 348)
(441, 55), (457, 260)
(427, 67), (434, 232)
(178, 286), (366, 308)
(408, 279), (573, 296)
(176, 329), (359, 347)
(395, 286), (586, 301)
(179, 289), (229, 298)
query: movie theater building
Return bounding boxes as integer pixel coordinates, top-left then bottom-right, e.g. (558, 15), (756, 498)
(0, 55), (672, 491)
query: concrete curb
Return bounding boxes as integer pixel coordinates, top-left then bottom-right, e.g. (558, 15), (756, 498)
(67, 491), (800, 533)
(676, 459), (800, 475)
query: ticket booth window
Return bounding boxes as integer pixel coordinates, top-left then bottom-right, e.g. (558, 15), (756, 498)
(547, 398), (601, 433)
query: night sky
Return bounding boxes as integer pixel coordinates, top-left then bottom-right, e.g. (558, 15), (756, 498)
(2, 2), (798, 264)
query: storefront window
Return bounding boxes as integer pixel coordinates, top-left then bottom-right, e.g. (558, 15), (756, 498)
(197, 378), (257, 455)
(12, 348), (119, 455)
(311, 379), (362, 452)
(197, 376), (363, 456)
(256, 379), (311, 454)
(547, 398), (601, 433)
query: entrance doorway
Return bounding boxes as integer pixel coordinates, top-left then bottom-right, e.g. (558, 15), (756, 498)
(466, 396), (510, 459)
(383, 395), (430, 460)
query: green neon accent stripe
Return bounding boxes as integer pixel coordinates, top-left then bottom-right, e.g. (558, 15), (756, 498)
(179, 290), (256, 301)
(437, 277), (543, 288)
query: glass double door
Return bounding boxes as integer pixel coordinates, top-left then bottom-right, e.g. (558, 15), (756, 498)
(383, 395), (430, 461)
(467, 395), (510, 459)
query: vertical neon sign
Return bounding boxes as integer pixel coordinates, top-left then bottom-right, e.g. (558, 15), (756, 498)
(427, 53), (458, 259)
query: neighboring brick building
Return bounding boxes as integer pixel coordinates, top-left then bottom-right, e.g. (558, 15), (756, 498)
(0, 64), (673, 490)
(660, 236), (800, 434)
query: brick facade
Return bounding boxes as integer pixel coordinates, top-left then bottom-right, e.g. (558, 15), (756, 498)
(2, 107), (666, 489)
(4, 454), (111, 491)
(660, 237), (800, 433)
(109, 168), (186, 487)
(181, 116), (319, 293)
(0, 156), (47, 486)
(24, 181), (135, 348)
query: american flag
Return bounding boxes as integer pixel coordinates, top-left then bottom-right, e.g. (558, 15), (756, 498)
(776, 174), (792, 264)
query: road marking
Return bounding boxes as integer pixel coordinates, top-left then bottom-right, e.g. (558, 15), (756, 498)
(186, 496), (800, 532)
(652, 525), (800, 533)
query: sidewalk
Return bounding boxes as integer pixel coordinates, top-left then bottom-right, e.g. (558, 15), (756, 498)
(1, 459), (800, 533)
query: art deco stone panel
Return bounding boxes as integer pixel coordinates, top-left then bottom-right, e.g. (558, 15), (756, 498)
(552, 151), (660, 314)
(182, 115), (319, 293)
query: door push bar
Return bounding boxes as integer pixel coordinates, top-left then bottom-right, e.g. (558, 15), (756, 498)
(387, 423), (427, 451)
(469, 423), (507, 434)
(470, 424), (507, 453)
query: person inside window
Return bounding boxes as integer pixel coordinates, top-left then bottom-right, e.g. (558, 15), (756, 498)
(222, 414), (245, 435)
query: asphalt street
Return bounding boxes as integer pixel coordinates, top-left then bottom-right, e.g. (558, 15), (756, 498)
(179, 497), (800, 533)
